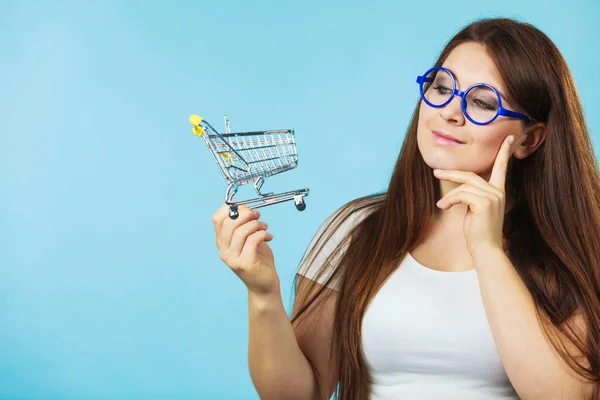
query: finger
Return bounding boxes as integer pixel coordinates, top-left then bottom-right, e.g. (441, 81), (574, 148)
(438, 191), (487, 213)
(212, 204), (232, 241)
(438, 184), (494, 207)
(213, 203), (248, 230)
(220, 205), (258, 249)
(434, 169), (493, 193)
(239, 229), (273, 262)
(489, 135), (514, 191)
(218, 205), (258, 249)
(229, 219), (269, 257)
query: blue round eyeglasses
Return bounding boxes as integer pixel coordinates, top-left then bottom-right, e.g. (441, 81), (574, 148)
(416, 66), (530, 125)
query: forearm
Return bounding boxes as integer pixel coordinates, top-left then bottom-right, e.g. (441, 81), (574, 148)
(248, 290), (318, 400)
(473, 249), (589, 399)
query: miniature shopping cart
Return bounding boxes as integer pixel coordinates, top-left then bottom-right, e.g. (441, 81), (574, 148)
(189, 114), (310, 219)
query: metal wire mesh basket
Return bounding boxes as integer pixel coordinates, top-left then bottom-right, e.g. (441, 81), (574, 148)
(190, 114), (309, 219)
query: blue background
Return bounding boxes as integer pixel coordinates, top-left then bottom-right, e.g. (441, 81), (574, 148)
(1, 1), (598, 399)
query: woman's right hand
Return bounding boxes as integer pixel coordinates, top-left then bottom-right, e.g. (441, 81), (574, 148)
(212, 204), (279, 297)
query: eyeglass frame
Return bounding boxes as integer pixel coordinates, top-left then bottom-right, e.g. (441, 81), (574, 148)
(416, 66), (531, 125)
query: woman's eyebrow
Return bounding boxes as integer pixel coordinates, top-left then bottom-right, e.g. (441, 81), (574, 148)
(496, 90), (510, 106)
(486, 84), (510, 105)
(447, 68), (511, 105)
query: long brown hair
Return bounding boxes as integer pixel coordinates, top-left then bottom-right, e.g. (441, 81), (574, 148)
(291, 17), (600, 399)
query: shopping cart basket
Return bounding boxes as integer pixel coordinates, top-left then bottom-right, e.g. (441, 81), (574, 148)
(189, 114), (310, 219)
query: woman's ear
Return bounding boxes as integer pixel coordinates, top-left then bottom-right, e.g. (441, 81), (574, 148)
(513, 122), (547, 160)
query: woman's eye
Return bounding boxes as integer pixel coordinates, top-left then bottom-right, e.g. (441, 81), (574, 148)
(473, 98), (496, 111)
(433, 85), (452, 95)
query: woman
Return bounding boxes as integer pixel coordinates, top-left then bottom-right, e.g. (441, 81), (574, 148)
(212, 18), (600, 399)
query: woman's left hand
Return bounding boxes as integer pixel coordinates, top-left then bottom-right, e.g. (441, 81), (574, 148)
(434, 135), (515, 256)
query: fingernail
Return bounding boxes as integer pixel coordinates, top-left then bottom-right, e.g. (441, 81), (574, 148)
(434, 169), (443, 175)
(263, 222), (269, 228)
(509, 136), (514, 145)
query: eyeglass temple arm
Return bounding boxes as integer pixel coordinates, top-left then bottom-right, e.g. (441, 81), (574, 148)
(416, 76), (434, 84)
(499, 108), (530, 121)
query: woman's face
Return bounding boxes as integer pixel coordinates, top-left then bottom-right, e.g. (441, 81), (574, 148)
(417, 42), (527, 177)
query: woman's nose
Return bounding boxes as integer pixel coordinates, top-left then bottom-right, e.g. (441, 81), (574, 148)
(439, 95), (465, 125)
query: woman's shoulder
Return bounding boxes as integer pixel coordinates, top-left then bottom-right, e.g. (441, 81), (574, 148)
(297, 196), (381, 289)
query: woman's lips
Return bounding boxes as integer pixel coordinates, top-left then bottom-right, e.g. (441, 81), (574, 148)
(432, 131), (464, 146)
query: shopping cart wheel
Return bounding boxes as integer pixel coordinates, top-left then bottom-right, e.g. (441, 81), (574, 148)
(295, 199), (306, 212)
(229, 204), (239, 219)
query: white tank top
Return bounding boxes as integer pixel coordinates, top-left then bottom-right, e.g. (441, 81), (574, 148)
(297, 209), (520, 399)
(362, 252), (519, 399)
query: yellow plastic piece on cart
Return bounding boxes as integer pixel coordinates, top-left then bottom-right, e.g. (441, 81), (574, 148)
(220, 152), (234, 162)
(189, 114), (205, 136)
(189, 115), (203, 126)
(193, 125), (204, 136)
